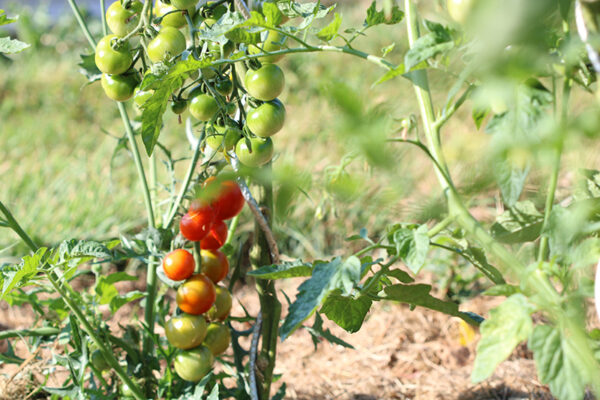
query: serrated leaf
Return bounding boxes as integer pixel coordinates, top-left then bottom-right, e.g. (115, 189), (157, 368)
(0, 10), (17, 26)
(317, 13), (342, 42)
(472, 294), (534, 382)
(364, 1), (404, 27)
(529, 325), (587, 400)
(280, 257), (361, 340)
(110, 290), (145, 313)
(306, 312), (354, 349)
(1, 249), (45, 300)
(491, 200), (543, 244)
(404, 21), (453, 71)
(95, 272), (138, 306)
(384, 283), (480, 324)
(78, 53), (102, 83)
(320, 291), (371, 333)
(262, 2), (283, 26)
(207, 383), (219, 400)
(386, 268), (414, 283)
(372, 64), (406, 86)
(58, 239), (112, 262)
(390, 225), (430, 274)
(0, 36), (30, 54)
(225, 28), (261, 44)
(248, 260), (312, 279)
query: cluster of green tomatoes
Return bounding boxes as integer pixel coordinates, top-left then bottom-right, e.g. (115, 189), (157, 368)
(95, 0), (289, 169)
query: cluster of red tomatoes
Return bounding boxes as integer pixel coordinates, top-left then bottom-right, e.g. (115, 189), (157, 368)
(96, 0), (289, 169)
(161, 176), (244, 382)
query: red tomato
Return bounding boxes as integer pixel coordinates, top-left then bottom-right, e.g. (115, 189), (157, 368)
(180, 205), (215, 241)
(204, 177), (245, 220)
(162, 249), (195, 281)
(200, 220), (228, 250)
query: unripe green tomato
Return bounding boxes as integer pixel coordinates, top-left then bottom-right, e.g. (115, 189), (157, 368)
(95, 34), (133, 75)
(101, 73), (138, 102)
(189, 94), (218, 121)
(226, 102), (237, 116)
(165, 313), (208, 349)
(200, 3), (227, 28)
(447, 0), (475, 25)
(248, 30), (286, 63)
(155, 0), (194, 28)
(90, 349), (110, 372)
(171, 99), (188, 114)
(147, 27), (187, 63)
(201, 67), (217, 79)
(174, 345), (214, 382)
(206, 124), (242, 151)
(202, 323), (231, 356)
(134, 87), (153, 107)
(215, 78), (233, 96)
(246, 99), (285, 137)
(207, 285), (233, 321)
(171, 0), (199, 10)
(245, 64), (285, 101)
(106, 0), (143, 37)
(235, 137), (274, 167)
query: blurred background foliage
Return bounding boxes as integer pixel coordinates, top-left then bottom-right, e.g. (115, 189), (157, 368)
(2, 0), (600, 296)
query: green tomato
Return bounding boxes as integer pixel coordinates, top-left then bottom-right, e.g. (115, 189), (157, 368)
(174, 345), (214, 382)
(101, 73), (138, 102)
(171, 99), (188, 114)
(133, 87), (153, 107)
(447, 0), (475, 25)
(95, 34), (133, 75)
(245, 64), (285, 101)
(155, 0), (194, 28)
(165, 314), (208, 350)
(206, 123), (242, 151)
(215, 78), (233, 96)
(147, 27), (187, 63)
(202, 323), (231, 356)
(106, 0), (143, 37)
(200, 2), (227, 28)
(246, 99), (285, 137)
(235, 137), (274, 167)
(189, 94), (219, 121)
(171, 0), (199, 10)
(248, 30), (286, 63)
(90, 349), (110, 372)
(207, 285), (232, 321)
(201, 67), (217, 79)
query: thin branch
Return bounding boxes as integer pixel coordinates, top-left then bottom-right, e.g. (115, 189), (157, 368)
(248, 311), (262, 400)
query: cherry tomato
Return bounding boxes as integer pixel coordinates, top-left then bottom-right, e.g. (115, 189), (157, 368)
(189, 94), (219, 121)
(171, 0), (199, 10)
(106, 0), (143, 37)
(134, 87), (153, 107)
(248, 30), (286, 63)
(246, 99), (285, 137)
(162, 249), (195, 281)
(176, 273), (216, 315)
(155, 0), (194, 28)
(447, 0), (474, 25)
(200, 220), (228, 250)
(171, 99), (188, 114)
(95, 34), (132, 75)
(200, 249), (229, 283)
(202, 323), (230, 356)
(147, 26), (186, 63)
(215, 78), (233, 96)
(203, 177), (245, 220)
(245, 64), (285, 101)
(235, 137), (274, 167)
(200, 3), (227, 28)
(207, 286), (232, 321)
(180, 205), (215, 241)
(201, 67), (217, 79)
(101, 73), (138, 102)
(205, 124), (242, 152)
(90, 349), (110, 372)
(173, 345), (214, 382)
(165, 313), (207, 349)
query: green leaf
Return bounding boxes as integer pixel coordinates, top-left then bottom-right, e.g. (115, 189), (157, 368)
(110, 291), (145, 313)
(248, 260), (312, 279)
(0, 36), (30, 54)
(78, 53), (101, 83)
(207, 383), (219, 400)
(384, 283), (480, 325)
(95, 272), (138, 306)
(58, 239), (112, 261)
(381, 43), (395, 57)
(472, 107), (489, 130)
(482, 284), (520, 297)
(390, 224), (430, 274)
(1, 249), (46, 300)
(225, 28), (261, 44)
(529, 325), (587, 400)
(320, 291), (371, 333)
(472, 294), (534, 382)
(491, 200), (543, 244)
(280, 256), (361, 340)
(317, 13), (342, 42)
(262, 2), (283, 26)
(372, 64), (406, 86)
(385, 268), (415, 283)
(364, 1), (404, 27)
(462, 246), (505, 284)
(404, 21), (453, 71)
(306, 312), (354, 349)
(494, 160), (530, 207)
(0, 10), (17, 26)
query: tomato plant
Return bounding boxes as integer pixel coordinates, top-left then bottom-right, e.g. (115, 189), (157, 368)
(207, 285), (232, 321)
(245, 63), (285, 101)
(176, 273), (217, 315)
(189, 93), (219, 121)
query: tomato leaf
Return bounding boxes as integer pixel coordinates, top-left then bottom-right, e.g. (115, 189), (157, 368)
(248, 260), (313, 279)
(206, 383), (219, 400)
(491, 200), (543, 244)
(0, 248), (45, 300)
(389, 224), (430, 274)
(384, 283), (480, 325)
(317, 13), (342, 42)
(364, 1), (404, 27)
(529, 325), (588, 400)
(404, 21), (453, 72)
(78, 53), (101, 83)
(472, 294), (534, 382)
(305, 312), (354, 349)
(279, 256), (361, 340)
(0, 36), (30, 54)
(320, 291), (371, 333)
(482, 284), (520, 297)
(0, 10), (17, 26)
(372, 64), (406, 86)
(262, 2), (283, 26)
